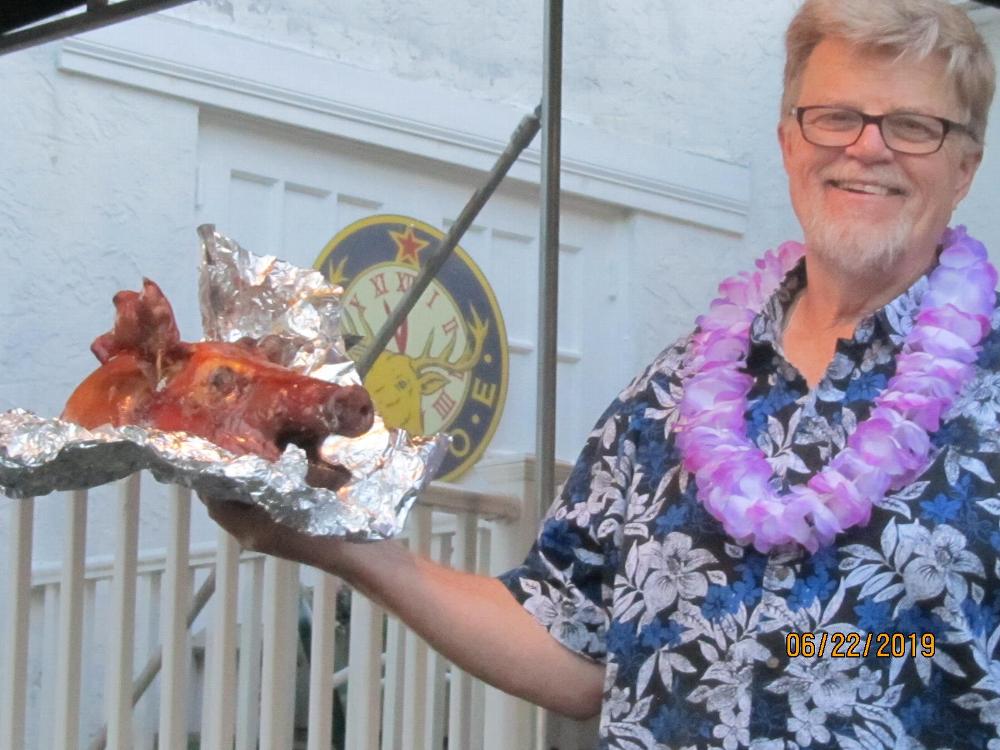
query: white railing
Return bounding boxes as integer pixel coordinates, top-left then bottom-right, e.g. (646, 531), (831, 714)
(0, 459), (598, 750)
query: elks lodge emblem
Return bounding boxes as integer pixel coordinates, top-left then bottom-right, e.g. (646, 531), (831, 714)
(315, 215), (509, 482)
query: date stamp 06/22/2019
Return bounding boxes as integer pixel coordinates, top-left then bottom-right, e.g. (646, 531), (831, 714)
(785, 631), (936, 658)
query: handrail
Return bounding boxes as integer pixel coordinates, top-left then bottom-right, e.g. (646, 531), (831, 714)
(419, 481), (521, 521)
(76, 475), (519, 749)
(27, 541), (242, 585)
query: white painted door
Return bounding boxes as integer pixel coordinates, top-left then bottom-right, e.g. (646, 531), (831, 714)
(195, 110), (633, 470)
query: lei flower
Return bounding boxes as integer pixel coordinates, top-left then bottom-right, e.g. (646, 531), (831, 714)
(676, 227), (997, 553)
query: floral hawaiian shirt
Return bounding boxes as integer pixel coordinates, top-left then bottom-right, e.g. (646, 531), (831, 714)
(500, 258), (1000, 749)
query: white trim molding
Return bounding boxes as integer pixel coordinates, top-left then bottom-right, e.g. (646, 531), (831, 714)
(57, 13), (749, 234)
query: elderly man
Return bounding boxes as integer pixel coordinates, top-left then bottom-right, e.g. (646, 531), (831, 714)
(209, 0), (1000, 746)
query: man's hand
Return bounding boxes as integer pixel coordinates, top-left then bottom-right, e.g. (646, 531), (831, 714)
(203, 497), (342, 569)
(202, 497), (604, 719)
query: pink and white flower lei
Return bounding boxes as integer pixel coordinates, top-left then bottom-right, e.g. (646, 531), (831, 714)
(676, 226), (997, 553)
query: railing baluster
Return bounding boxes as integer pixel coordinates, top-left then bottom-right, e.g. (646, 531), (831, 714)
(448, 511), (479, 750)
(39, 583), (60, 750)
(259, 558), (299, 750)
(81, 576), (99, 744)
(1, 496), (34, 750)
(344, 592), (384, 750)
(235, 556), (264, 750)
(159, 485), (191, 750)
(470, 526), (492, 750)
(425, 530), (449, 750)
(53, 489), (88, 750)
(381, 614), (406, 748)
(11, 460), (543, 750)
(136, 570), (162, 750)
(201, 528), (240, 749)
(306, 572), (340, 750)
(402, 505), (432, 750)
(106, 473), (141, 750)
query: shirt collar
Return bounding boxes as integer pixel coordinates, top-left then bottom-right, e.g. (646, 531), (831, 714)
(749, 258), (931, 353)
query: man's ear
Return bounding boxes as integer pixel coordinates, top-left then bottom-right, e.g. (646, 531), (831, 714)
(951, 145), (983, 211)
(778, 120), (794, 172)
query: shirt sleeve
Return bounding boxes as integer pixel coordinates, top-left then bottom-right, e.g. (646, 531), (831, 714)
(497, 357), (662, 663)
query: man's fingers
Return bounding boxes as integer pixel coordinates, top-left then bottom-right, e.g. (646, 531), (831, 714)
(201, 495), (328, 567)
(204, 496), (244, 520)
(202, 497), (267, 548)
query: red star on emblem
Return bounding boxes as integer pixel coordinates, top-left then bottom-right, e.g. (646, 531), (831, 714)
(390, 227), (430, 267)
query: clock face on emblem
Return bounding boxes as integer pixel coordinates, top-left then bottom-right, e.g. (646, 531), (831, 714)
(314, 215), (509, 482)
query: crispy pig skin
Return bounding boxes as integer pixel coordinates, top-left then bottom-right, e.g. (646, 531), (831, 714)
(62, 279), (373, 489)
(63, 353), (155, 429)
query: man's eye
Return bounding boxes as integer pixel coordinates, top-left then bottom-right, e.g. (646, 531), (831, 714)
(888, 115), (941, 142)
(811, 110), (859, 130)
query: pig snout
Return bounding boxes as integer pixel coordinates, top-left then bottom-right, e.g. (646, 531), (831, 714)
(325, 385), (374, 438)
(271, 382), (373, 458)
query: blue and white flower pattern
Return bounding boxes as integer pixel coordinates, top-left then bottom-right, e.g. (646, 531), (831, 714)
(501, 265), (1000, 748)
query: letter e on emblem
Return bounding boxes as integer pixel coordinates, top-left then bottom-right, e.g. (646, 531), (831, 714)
(471, 377), (497, 408)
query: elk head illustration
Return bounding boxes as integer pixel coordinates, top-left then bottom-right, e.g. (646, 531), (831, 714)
(348, 304), (489, 435)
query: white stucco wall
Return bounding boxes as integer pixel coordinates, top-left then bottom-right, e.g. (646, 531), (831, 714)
(0, 41), (205, 560)
(164, 1), (796, 259)
(162, 0), (1000, 349)
(165, 0), (794, 160)
(6, 0), (1000, 413)
(3, 2), (1000, 564)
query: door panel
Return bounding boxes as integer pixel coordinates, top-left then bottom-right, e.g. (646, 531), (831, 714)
(196, 110), (631, 468)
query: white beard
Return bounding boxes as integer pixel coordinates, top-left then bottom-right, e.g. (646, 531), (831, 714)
(799, 170), (916, 276)
(801, 212), (912, 275)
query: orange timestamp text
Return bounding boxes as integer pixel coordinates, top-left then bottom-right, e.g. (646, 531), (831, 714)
(785, 631), (935, 658)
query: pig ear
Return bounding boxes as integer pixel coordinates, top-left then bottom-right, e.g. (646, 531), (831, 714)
(140, 279), (181, 352)
(90, 279), (183, 366)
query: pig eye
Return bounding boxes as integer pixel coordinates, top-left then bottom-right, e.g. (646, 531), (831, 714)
(209, 366), (245, 396)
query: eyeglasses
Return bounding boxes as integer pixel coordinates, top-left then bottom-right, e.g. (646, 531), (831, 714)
(793, 106), (975, 155)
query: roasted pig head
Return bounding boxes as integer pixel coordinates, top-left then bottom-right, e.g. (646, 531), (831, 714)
(63, 279), (374, 489)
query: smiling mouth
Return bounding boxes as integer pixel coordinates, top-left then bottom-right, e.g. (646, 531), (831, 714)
(827, 179), (906, 197)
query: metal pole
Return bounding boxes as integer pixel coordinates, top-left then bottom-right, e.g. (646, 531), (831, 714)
(355, 108), (542, 379)
(536, 1), (562, 560)
(535, 1), (562, 747)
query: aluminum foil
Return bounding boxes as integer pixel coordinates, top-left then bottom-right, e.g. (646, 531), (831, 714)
(0, 225), (450, 540)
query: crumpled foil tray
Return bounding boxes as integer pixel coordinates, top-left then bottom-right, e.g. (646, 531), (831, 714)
(0, 225), (450, 540)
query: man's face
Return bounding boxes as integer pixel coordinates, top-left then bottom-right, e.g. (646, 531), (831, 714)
(779, 37), (981, 277)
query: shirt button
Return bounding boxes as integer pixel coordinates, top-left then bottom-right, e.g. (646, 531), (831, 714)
(766, 657), (780, 669)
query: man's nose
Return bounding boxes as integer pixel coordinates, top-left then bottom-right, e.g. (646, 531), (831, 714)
(844, 121), (893, 159)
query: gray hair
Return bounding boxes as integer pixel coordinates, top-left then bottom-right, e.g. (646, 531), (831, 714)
(783, 0), (996, 143)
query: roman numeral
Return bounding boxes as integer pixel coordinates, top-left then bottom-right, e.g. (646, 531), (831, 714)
(432, 390), (457, 419)
(396, 271), (415, 293)
(369, 273), (389, 297)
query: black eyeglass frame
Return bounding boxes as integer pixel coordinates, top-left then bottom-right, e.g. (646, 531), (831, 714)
(792, 105), (977, 155)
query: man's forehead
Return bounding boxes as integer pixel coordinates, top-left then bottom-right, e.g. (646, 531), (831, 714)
(803, 37), (933, 70)
(796, 37), (959, 112)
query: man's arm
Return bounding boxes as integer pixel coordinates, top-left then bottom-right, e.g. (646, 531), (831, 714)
(205, 499), (604, 720)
